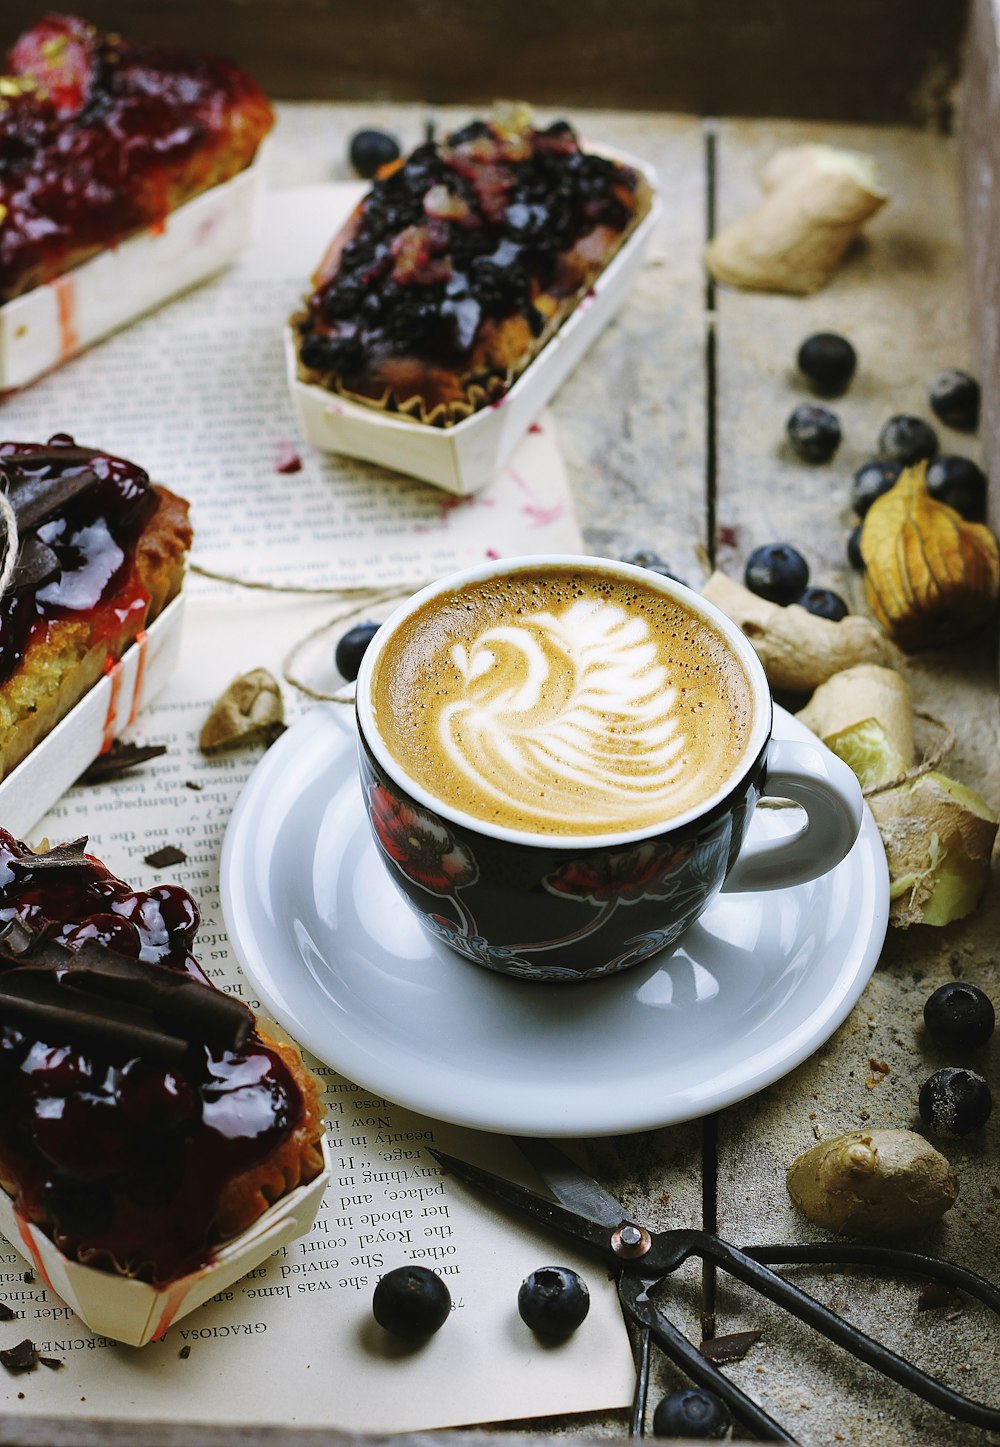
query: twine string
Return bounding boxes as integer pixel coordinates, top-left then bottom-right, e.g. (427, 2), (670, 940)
(0, 494), (18, 596)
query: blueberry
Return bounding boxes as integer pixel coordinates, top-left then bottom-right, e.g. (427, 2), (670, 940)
(348, 128), (402, 180)
(622, 550), (686, 586)
(372, 1265), (451, 1339)
(877, 415), (939, 466)
(929, 369), (980, 431)
(652, 1387), (732, 1439)
(299, 332), (365, 377)
(797, 586), (848, 621)
(786, 403), (842, 463)
(919, 1067), (992, 1137)
(517, 1266), (590, 1336)
(851, 459), (903, 518)
(925, 455), (988, 522)
(923, 983), (995, 1049)
(744, 544), (809, 605)
(335, 621), (380, 681)
(796, 333), (857, 394)
(847, 524), (865, 572)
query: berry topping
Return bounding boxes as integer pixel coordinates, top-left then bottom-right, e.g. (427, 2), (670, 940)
(923, 982), (995, 1049)
(652, 1387), (733, 1439)
(852, 459), (902, 518)
(744, 544), (809, 605)
(925, 455), (988, 522)
(877, 415), (939, 466)
(335, 622), (381, 682)
(786, 403), (842, 463)
(348, 128), (402, 180)
(796, 332), (857, 395)
(517, 1266), (590, 1336)
(372, 1265), (451, 1339)
(928, 369), (980, 431)
(919, 1067), (993, 1136)
(797, 586), (849, 621)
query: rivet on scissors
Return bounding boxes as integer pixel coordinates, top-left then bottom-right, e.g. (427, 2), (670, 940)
(612, 1223), (653, 1260)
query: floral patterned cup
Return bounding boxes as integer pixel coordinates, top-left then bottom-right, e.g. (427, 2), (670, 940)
(355, 557), (863, 983)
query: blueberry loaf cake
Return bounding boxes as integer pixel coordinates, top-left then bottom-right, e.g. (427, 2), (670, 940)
(0, 13), (273, 303)
(0, 832), (325, 1283)
(292, 111), (653, 425)
(0, 434), (192, 781)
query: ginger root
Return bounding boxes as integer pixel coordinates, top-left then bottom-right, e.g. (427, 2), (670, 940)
(796, 664), (914, 788)
(705, 144), (887, 295)
(702, 571), (894, 692)
(787, 1129), (958, 1237)
(200, 668), (284, 753)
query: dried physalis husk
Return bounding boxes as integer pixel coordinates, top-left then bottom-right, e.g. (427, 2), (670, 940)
(199, 669), (284, 753)
(787, 1129), (958, 1237)
(861, 463), (1000, 650)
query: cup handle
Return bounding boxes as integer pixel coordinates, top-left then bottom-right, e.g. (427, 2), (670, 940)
(721, 737), (864, 893)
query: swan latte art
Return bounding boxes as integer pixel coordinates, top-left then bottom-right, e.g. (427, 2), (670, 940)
(370, 567), (756, 836)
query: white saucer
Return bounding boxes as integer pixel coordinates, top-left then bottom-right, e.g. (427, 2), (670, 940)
(221, 704), (889, 1137)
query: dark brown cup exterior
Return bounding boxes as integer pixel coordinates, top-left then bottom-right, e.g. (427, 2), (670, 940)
(358, 729), (770, 983)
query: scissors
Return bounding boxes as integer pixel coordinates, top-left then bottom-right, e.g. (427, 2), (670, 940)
(430, 1140), (1000, 1443)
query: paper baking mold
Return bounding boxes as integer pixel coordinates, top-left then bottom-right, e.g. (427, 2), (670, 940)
(0, 593), (185, 839)
(0, 1135), (330, 1347)
(286, 147), (662, 495)
(0, 161), (263, 392)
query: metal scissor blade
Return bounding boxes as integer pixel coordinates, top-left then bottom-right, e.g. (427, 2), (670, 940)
(429, 1148), (619, 1262)
(513, 1136), (628, 1228)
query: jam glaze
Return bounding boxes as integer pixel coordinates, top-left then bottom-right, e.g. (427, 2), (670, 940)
(0, 832), (306, 1284)
(0, 14), (274, 303)
(0, 434), (159, 690)
(295, 116), (644, 413)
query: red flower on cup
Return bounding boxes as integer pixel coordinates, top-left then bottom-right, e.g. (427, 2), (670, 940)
(543, 841), (691, 907)
(367, 784), (479, 896)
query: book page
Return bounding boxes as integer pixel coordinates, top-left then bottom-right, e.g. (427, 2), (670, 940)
(0, 595), (635, 1433)
(0, 186), (582, 590)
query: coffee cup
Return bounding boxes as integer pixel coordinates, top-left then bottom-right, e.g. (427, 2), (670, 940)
(355, 555), (863, 982)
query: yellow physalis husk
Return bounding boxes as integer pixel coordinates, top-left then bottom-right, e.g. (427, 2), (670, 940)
(867, 771), (998, 927)
(199, 668), (284, 753)
(787, 1129), (958, 1237)
(861, 463), (1000, 651)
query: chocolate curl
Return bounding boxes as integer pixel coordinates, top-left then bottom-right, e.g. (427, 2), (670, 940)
(4, 463), (99, 531)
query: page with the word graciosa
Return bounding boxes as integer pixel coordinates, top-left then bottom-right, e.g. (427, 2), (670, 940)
(0, 186), (636, 1432)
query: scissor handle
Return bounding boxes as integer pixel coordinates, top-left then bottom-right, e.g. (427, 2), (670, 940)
(696, 1234), (1000, 1432)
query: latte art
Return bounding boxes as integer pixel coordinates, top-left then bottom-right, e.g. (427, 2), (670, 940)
(370, 568), (755, 836)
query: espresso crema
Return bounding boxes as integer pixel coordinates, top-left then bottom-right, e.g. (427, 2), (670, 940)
(370, 569), (756, 836)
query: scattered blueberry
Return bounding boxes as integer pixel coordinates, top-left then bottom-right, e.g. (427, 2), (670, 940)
(877, 415), (939, 467)
(622, 550), (685, 585)
(851, 459), (903, 518)
(797, 586), (849, 621)
(652, 1387), (733, 1439)
(923, 983), (995, 1049)
(744, 543), (809, 605)
(847, 524), (865, 572)
(929, 369), (980, 431)
(348, 127), (402, 179)
(796, 333), (857, 395)
(918, 1067), (993, 1137)
(925, 455), (988, 522)
(335, 621), (380, 682)
(372, 1265), (451, 1339)
(786, 403), (842, 463)
(517, 1267), (590, 1337)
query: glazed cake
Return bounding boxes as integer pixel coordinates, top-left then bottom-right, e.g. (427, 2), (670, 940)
(0, 13), (274, 303)
(0, 832), (325, 1285)
(0, 434), (191, 782)
(292, 111), (653, 426)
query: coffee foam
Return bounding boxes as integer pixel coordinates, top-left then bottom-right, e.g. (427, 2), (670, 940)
(371, 570), (755, 836)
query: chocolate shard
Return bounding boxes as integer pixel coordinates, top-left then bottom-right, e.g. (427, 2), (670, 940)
(0, 1303), (16, 1321)
(8, 839), (90, 876)
(698, 1329), (763, 1365)
(78, 740), (168, 784)
(10, 535), (59, 590)
(0, 916), (40, 957)
(5, 466), (99, 531)
(0, 1338), (38, 1373)
(144, 845), (187, 868)
(38, 1356), (63, 1370)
